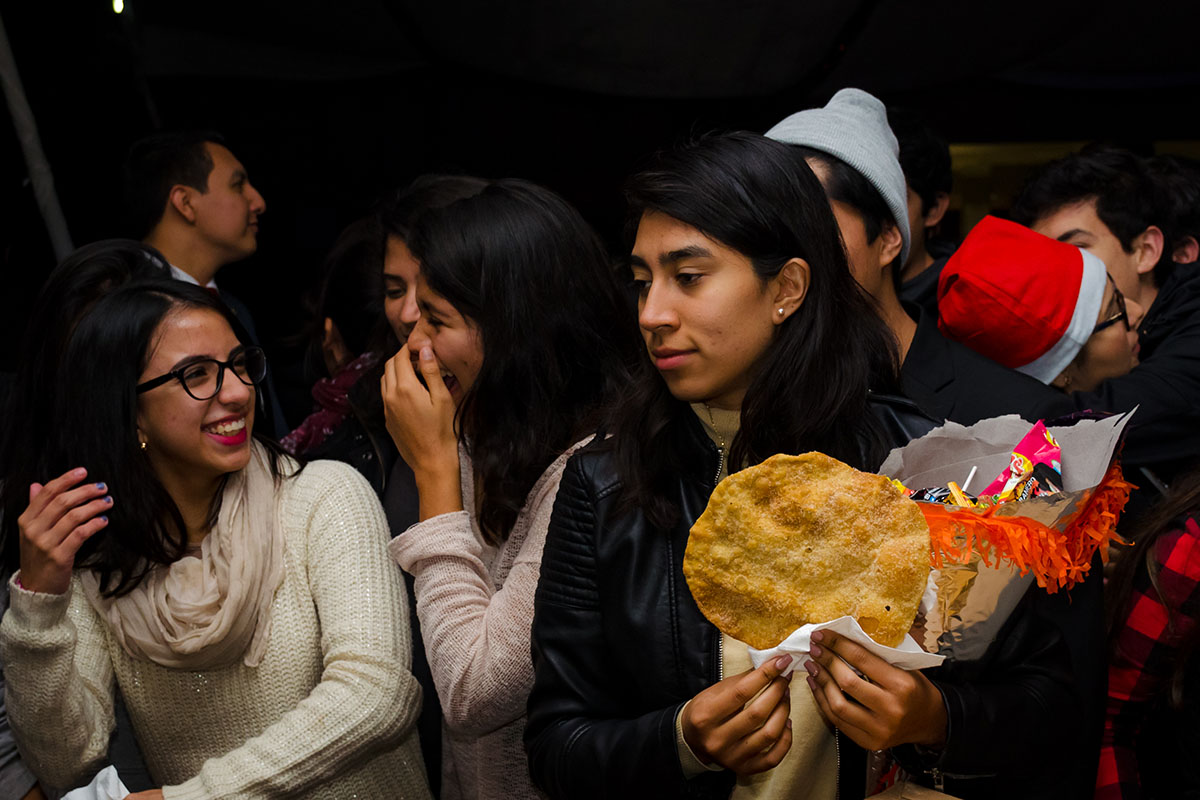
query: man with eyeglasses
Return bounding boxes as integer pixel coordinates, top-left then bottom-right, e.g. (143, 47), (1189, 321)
(1014, 144), (1200, 502)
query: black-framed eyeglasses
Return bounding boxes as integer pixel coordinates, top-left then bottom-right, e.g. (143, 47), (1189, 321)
(136, 346), (267, 400)
(1093, 275), (1130, 335)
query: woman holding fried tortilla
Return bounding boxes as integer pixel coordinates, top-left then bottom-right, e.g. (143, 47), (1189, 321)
(525, 132), (939, 799)
(526, 131), (1086, 800)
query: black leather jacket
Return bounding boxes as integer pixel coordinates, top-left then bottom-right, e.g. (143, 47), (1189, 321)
(526, 413), (864, 799)
(526, 401), (1095, 800)
(893, 581), (1094, 800)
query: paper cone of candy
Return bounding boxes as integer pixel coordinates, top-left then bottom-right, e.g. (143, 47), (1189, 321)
(878, 410), (1135, 661)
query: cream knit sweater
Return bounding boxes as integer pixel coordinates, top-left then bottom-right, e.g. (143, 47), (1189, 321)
(0, 460), (431, 799)
(389, 440), (589, 800)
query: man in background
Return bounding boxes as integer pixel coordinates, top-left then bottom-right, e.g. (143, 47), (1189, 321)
(1012, 145), (1200, 493)
(123, 131), (288, 437)
(766, 90), (1058, 427)
(889, 107), (954, 318)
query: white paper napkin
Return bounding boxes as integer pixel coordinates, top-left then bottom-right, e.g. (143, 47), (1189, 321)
(747, 615), (945, 676)
(62, 766), (130, 800)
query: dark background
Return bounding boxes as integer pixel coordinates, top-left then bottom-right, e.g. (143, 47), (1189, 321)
(3, 0), (1199, 424)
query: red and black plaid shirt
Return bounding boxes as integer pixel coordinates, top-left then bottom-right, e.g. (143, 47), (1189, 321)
(1096, 516), (1200, 799)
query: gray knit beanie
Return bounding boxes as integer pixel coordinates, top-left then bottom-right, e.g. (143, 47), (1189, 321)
(765, 88), (911, 265)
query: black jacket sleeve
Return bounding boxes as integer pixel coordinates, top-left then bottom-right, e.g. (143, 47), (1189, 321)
(894, 586), (1089, 799)
(1033, 303), (1200, 472)
(525, 456), (730, 800)
(935, 601), (1079, 775)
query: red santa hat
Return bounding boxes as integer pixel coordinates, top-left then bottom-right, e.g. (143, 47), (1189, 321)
(938, 215), (1107, 384)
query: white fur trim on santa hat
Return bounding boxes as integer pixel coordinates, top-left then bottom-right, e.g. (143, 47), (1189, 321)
(1016, 249), (1108, 384)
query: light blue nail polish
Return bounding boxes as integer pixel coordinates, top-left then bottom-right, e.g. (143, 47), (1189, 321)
(95, 482), (106, 491)
(104, 496), (113, 505)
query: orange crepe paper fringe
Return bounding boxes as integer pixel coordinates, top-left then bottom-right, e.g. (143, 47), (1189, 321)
(922, 462), (1134, 592)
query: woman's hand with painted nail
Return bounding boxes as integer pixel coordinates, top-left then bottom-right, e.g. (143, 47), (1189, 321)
(681, 654), (795, 775)
(16, 468), (112, 595)
(381, 344), (462, 520)
(805, 629), (946, 751)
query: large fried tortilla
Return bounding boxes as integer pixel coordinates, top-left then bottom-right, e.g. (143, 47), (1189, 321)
(683, 452), (930, 649)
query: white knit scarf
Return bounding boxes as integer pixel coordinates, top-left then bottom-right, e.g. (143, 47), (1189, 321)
(80, 443), (290, 670)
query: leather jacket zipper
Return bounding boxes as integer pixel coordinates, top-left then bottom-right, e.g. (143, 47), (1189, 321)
(703, 434), (724, 686)
(701, 443), (726, 685)
(834, 731), (841, 799)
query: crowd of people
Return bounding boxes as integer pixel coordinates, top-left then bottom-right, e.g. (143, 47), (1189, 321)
(0, 86), (1196, 800)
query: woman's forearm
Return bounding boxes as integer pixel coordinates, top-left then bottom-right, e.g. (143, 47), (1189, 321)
(0, 578), (114, 789)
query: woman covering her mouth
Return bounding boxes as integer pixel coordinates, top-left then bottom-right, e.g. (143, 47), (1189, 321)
(0, 280), (431, 799)
(379, 179), (642, 800)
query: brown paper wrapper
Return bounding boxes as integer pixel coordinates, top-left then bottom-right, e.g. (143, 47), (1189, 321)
(879, 412), (1135, 661)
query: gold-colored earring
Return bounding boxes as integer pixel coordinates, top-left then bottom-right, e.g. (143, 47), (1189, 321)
(778, 307), (785, 316)
(140, 440), (147, 451)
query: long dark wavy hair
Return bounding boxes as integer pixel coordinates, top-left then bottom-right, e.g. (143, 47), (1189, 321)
(14, 280), (294, 597)
(1, 240), (171, 574)
(407, 179), (642, 545)
(1108, 468), (1200, 708)
(613, 132), (899, 529)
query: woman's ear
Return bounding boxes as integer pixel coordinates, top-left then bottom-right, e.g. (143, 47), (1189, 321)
(771, 258), (811, 324)
(321, 317), (351, 375)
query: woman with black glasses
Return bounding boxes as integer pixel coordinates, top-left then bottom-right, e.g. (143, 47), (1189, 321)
(0, 281), (431, 799)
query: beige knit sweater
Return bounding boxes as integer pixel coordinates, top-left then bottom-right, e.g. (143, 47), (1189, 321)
(389, 440), (590, 800)
(0, 460), (431, 800)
